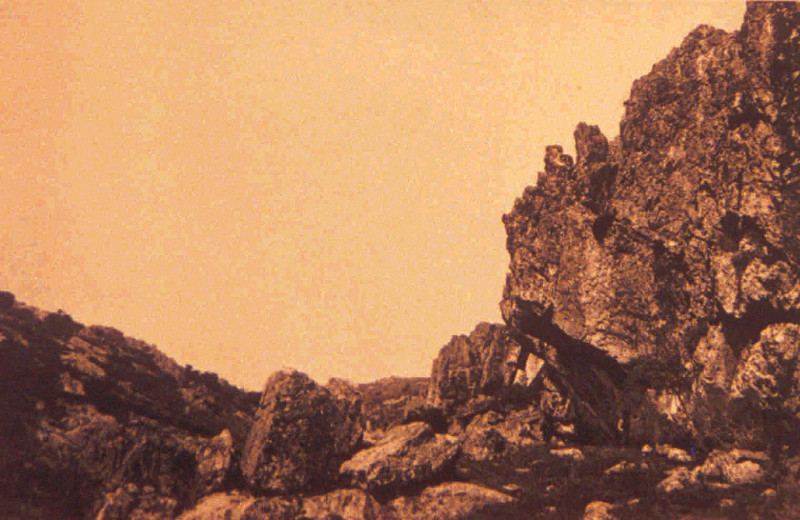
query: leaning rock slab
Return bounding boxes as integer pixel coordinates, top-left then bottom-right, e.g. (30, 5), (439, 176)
(389, 482), (513, 520)
(340, 422), (459, 492)
(241, 370), (363, 494)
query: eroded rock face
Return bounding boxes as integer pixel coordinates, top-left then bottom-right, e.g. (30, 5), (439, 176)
(427, 323), (520, 410)
(339, 422), (459, 493)
(500, 1), (800, 448)
(0, 295), (259, 519)
(241, 370), (363, 494)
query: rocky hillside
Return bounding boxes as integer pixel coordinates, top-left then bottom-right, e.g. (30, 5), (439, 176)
(0, 291), (261, 519)
(5, 2), (800, 519)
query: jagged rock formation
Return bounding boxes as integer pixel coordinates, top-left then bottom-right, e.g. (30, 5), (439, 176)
(0, 292), (508, 519)
(427, 323), (521, 411)
(500, 1), (800, 450)
(0, 293), (259, 519)
(7, 3), (800, 519)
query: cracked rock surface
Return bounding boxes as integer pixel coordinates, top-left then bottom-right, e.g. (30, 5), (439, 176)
(500, 1), (800, 449)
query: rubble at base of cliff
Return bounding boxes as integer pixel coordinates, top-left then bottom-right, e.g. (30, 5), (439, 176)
(6, 2), (800, 519)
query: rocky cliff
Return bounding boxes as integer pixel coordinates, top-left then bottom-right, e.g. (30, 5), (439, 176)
(6, 3), (800, 519)
(500, 0), (800, 451)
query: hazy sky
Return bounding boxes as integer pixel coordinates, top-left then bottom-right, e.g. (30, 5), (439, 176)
(2, 1), (745, 390)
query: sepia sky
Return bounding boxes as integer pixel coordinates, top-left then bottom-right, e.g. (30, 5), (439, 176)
(2, 1), (744, 390)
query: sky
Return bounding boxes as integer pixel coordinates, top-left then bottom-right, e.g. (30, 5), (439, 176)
(1, 1), (745, 390)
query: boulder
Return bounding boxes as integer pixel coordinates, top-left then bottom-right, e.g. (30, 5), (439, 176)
(460, 408), (541, 461)
(654, 444), (693, 464)
(241, 370), (363, 494)
(604, 461), (647, 477)
(402, 403), (448, 434)
(583, 501), (618, 520)
(176, 492), (301, 520)
(656, 467), (696, 495)
(694, 449), (770, 486)
(733, 324), (800, 420)
(550, 447), (585, 463)
(339, 422), (459, 493)
(656, 448), (770, 496)
(388, 482), (513, 520)
(301, 489), (386, 520)
(452, 395), (503, 429)
(461, 412), (507, 461)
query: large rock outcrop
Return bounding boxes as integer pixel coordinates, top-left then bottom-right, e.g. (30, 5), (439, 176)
(501, 1), (800, 448)
(241, 370), (363, 494)
(0, 296), (260, 519)
(8, 4), (800, 519)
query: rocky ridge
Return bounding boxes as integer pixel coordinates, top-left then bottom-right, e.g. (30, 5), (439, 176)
(0, 291), (260, 519)
(5, 2), (800, 519)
